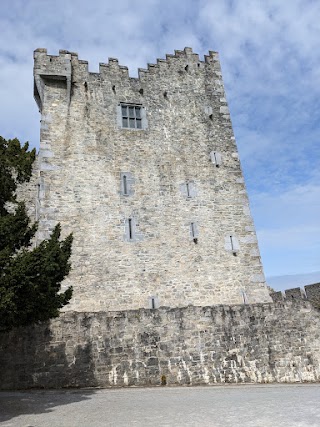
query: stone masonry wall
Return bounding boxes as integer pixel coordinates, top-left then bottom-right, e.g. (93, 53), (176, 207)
(270, 282), (320, 305)
(1, 301), (319, 389)
(29, 47), (271, 311)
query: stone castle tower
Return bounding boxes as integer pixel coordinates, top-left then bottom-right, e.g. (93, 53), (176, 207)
(32, 47), (271, 311)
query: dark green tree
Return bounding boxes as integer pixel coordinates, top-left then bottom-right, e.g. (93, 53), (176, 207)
(0, 136), (73, 332)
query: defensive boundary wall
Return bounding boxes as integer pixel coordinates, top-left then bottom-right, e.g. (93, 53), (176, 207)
(0, 299), (319, 389)
(270, 282), (320, 304)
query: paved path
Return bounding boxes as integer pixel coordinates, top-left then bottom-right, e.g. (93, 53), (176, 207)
(0, 384), (320, 427)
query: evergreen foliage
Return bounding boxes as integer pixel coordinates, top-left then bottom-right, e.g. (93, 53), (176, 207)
(0, 136), (73, 332)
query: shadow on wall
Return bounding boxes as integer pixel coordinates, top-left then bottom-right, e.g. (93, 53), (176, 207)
(0, 319), (98, 422)
(0, 319), (98, 389)
(0, 389), (97, 424)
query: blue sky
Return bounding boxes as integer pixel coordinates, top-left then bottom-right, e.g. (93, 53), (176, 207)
(1, 0), (319, 290)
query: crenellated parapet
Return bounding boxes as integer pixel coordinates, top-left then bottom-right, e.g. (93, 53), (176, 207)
(34, 48), (74, 111)
(270, 282), (320, 306)
(34, 47), (224, 112)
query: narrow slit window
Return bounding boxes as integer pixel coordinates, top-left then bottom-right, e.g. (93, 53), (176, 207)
(241, 290), (247, 304)
(180, 181), (196, 198)
(125, 216), (140, 242)
(128, 218), (133, 240)
(123, 175), (128, 195)
(149, 296), (159, 309)
(191, 222), (195, 238)
(230, 235), (234, 251)
(213, 152), (218, 164)
(210, 151), (222, 167)
(226, 234), (239, 255)
(120, 172), (134, 196)
(186, 182), (190, 198)
(230, 235), (237, 255)
(190, 222), (198, 243)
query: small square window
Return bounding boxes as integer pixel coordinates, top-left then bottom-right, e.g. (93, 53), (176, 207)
(120, 104), (144, 129)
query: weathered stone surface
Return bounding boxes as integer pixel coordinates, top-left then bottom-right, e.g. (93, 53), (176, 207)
(20, 47), (273, 311)
(305, 283), (320, 305)
(1, 301), (319, 389)
(270, 283), (320, 305)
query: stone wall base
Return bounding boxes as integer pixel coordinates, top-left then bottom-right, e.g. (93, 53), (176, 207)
(1, 302), (319, 389)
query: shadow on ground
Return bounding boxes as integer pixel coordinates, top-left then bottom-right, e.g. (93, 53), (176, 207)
(0, 318), (100, 424)
(0, 317), (98, 390)
(0, 388), (97, 424)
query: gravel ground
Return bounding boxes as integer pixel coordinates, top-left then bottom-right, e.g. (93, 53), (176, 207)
(0, 384), (319, 427)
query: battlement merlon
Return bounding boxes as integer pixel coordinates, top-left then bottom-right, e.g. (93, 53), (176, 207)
(34, 49), (74, 111)
(34, 47), (223, 110)
(270, 282), (320, 304)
